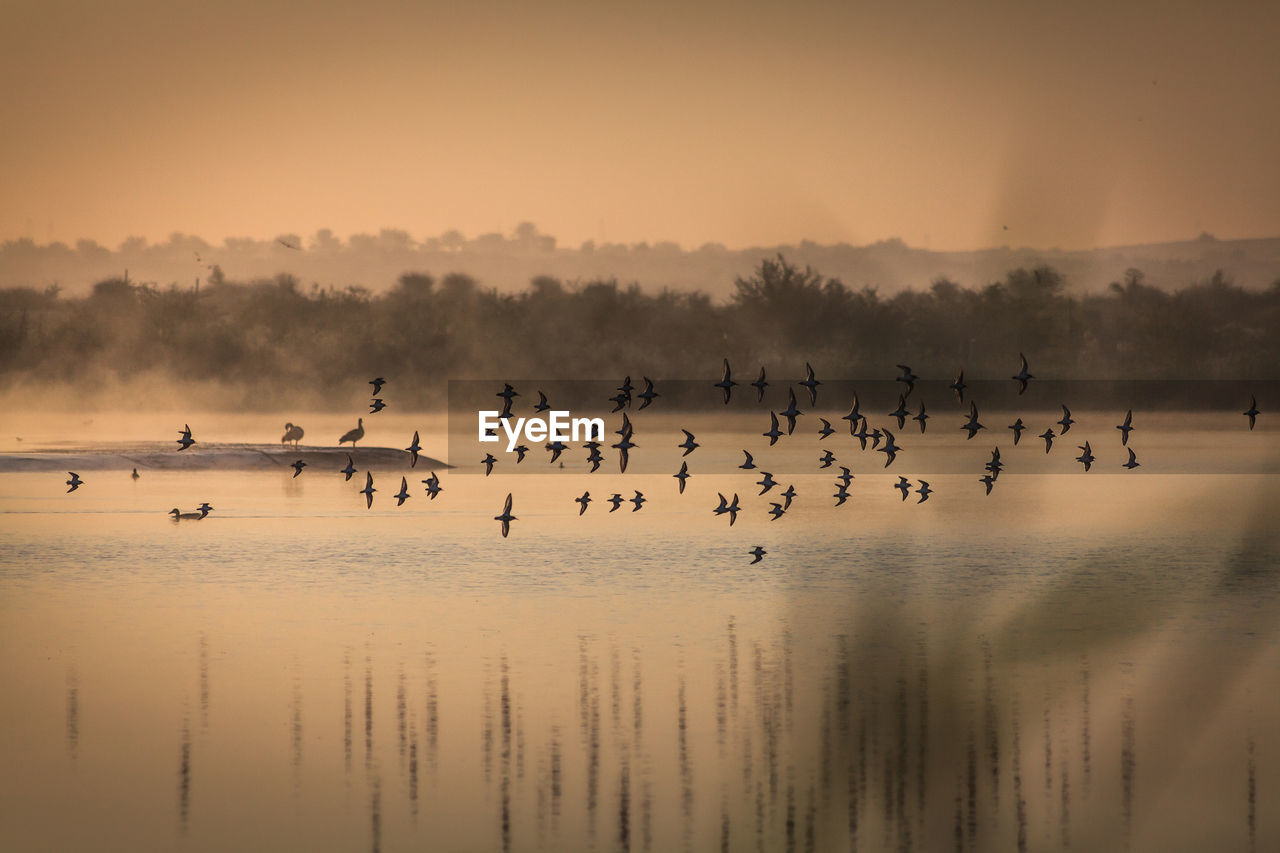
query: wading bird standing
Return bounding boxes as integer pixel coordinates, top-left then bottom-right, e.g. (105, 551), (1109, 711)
(339, 418), (364, 447)
(282, 422), (304, 447)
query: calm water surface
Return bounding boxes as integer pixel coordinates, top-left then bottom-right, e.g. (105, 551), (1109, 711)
(1, 412), (1278, 852)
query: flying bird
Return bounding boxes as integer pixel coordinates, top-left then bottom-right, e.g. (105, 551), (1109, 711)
(514, 445), (530, 463)
(674, 461), (690, 493)
(842, 394), (862, 432)
(339, 418), (365, 447)
(546, 441), (568, 463)
(950, 369), (966, 403)
(888, 395), (910, 430)
(177, 424), (196, 451)
(768, 503), (786, 521)
(340, 454), (357, 481)
(1012, 353), (1033, 395)
(1039, 429), (1055, 453)
(575, 491), (591, 515)
(679, 429), (699, 456)
(497, 384), (519, 406)
(722, 494), (741, 526)
(1244, 396), (1260, 430)
(394, 477), (411, 506)
(749, 546), (766, 564)
(896, 364), (917, 397)
(833, 485), (850, 506)
(916, 480), (932, 503)
(359, 472), (376, 508)
(894, 476), (911, 501)
(877, 429), (900, 467)
(1076, 441), (1095, 472)
(913, 402), (929, 434)
(369, 398), (386, 414)
(370, 377), (386, 396)
(752, 367), (768, 402)
(495, 493), (516, 537)
(405, 430), (421, 467)
(781, 484), (797, 510)
(853, 418), (873, 450)
(631, 491), (646, 512)
(608, 494), (624, 512)
(801, 362), (821, 406)
(818, 449), (836, 469)
(739, 450), (756, 470)
(482, 453), (497, 476)
(66, 472), (83, 493)
(422, 472), (442, 499)
(757, 471), (777, 495)
(1058, 405), (1074, 434)
(198, 502), (213, 518)
(836, 466), (853, 488)
(961, 403), (985, 439)
(586, 444), (603, 473)
(763, 412), (783, 445)
(282, 422), (304, 447)
(1009, 418), (1026, 445)
(715, 359), (735, 404)
(638, 377), (660, 409)
(612, 431), (636, 473)
(979, 474), (996, 495)
(817, 418), (834, 439)
(277, 237), (301, 250)
(1122, 448), (1140, 470)
(534, 391), (551, 413)
(291, 459), (306, 478)
(780, 389), (802, 434)
(1116, 410), (1134, 446)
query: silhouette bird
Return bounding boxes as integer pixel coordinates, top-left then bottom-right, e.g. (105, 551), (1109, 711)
(370, 377), (386, 396)
(66, 472), (83, 493)
(131, 467), (140, 480)
(740, 450), (757, 470)
(277, 237), (301, 250)
(497, 384), (519, 407)
(781, 485), (797, 510)
(894, 476), (911, 501)
(869, 427), (883, 449)
(339, 454), (357, 481)
(575, 491), (591, 515)
(986, 447), (1004, 479)
(546, 441), (568, 464)
(339, 418), (365, 447)
(715, 359), (735, 404)
(1012, 353), (1033, 395)
(1244, 396), (1260, 430)
(1039, 429), (1055, 453)
(482, 453), (497, 475)
(819, 449), (836, 469)
(888, 395), (910, 429)
(422, 472), (442, 499)
(752, 367), (768, 402)
(979, 474), (996, 495)
(854, 418), (873, 450)
(1116, 410), (1134, 446)
(961, 403), (985, 439)
(833, 485), (850, 506)
(801, 362), (821, 406)
(836, 466), (853, 488)
(679, 430), (699, 456)
(291, 459), (306, 478)
(282, 422), (304, 447)
(913, 402), (929, 434)
(715, 493), (740, 525)
(763, 412), (783, 445)
(369, 398), (386, 414)
(198, 502), (213, 518)
(1058, 405), (1074, 434)
(1009, 418), (1025, 445)
(1122, 448), (1140, 470)
(359, 472), (376, 508)
(495, 493), (515, 537)
(780, 389), (802, 434)
(615, 413), (633, 439)
(757, 471), (777, 495)
(617, 376), (634, 406)
(169, 507), (204, 520)
(878, 429), (900, 467)
(612, 430), (636, 473)
(638, 377), (659, 409)
(514, 445), (529, 463)
(950, 369), (966, 403)
(749, 546), (766, 564)
(842, 394), (862, 433)
(586, 444), (603, 473)
(817, 418), (834, 439)
(768, 503), (786, 521)
(1076, 441), (1095, 472)
(406, 431), (421, 467)
(631, 491), (646, 512)
(394, 477), (411, 506)
(674, 461), (690, 493)
(896, 364), (917, 397)
(609, 392), (629, 413)
(533, 391), (551, 413)
(917, 481), (932, 503)
(607, 493), (624, 512)
(177, 424), (196, 451)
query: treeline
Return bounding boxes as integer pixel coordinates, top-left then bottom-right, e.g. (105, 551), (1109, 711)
(0, 257), (1276, 409)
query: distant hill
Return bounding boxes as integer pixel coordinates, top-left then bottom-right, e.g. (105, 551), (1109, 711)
(3, 228), (1277, 298)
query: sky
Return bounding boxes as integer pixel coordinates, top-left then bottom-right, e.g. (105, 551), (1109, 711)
(2, 0), (1278, 252)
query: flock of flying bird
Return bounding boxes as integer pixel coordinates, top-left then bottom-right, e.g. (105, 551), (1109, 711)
(60, 360), (1265, 563)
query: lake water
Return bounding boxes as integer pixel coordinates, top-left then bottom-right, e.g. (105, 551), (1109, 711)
(1, 408), (1277, 852)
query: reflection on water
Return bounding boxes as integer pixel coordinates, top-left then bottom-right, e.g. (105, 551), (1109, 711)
(1, 453), (1279, 851)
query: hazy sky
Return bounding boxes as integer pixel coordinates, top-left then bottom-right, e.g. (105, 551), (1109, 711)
(3, 0), (1278, 251)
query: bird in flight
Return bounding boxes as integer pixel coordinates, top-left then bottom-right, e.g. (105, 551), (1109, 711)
(612, 428), (636, 474)
(679, 430), (699, 456)
(575, 491), (591, 515)
(177, 424), (196, 451)
(66, 472), (83, 493)
(1039, 429), (1055, 453)
(1012, 353), (1033, 395)
(369, 398), (387, 414)
(630, 491), (646, 512)
(780, 389), (803, 434)
(674, 461), (690, 493)
(291, 459), (306, 478)
(359, 472), (376, 508)
(818, 450), (836, 469)
(817, 418), (834, 439)
(422, 472), (442, 499)
(896, 364), (917, 397)
(1244, 396), (1260, 430)
(833, 485), (850, 506)
(638, 377), (659, 409)
(950, 369), (966, 403)
(495, 493), (516, 538)
(749, 546), (766, 564)
(757, 471), (777, 495)
(1076, 441), (1095, 472)
(768, 503), (786, 521)
(842, 394), (862, 433)
(514, 445), (529, 464)
(370, 377), (386, 396)
(406, 431), (421, 467)
(801, 362), (821, 406)
(878, 429), (900, 467)
(715, 359), (735, 404)
(740, 450), (756, 470)
(781, 485), (797, 510)
(607, 494), (624, 512)
(763, 412), (783, 446)
(394, 477), (411, 506)
(894, 476), (911, 501)
(979, 474), (996, 495)
(913, 402), (929, 434)
(1009, 418), (1026, 445)
(836, 466), (853, 488)
(1122, 448), (1140, 470)
(482, 453), (497, 476)
(752, 367), (768, 402)
(1116, 410), (1134, 446)
(534, 391), (551, 413)
(916, 481), (932, 503)
(1057, 405), (1074, 434)
(961, 403), (985, 440)
(888, 395), (910, 430)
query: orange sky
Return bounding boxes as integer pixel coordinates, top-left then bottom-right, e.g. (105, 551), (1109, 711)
(2, 0), (1278, 251)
